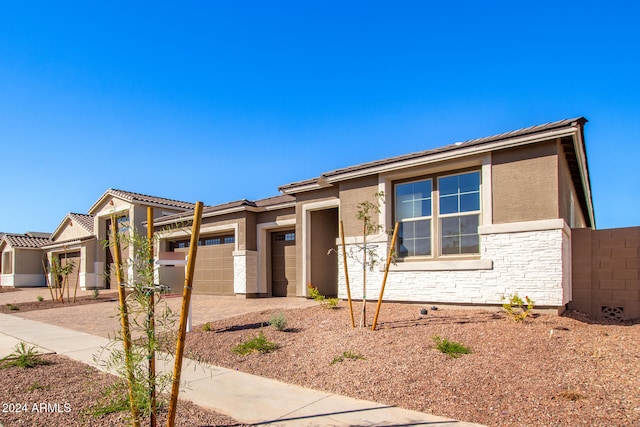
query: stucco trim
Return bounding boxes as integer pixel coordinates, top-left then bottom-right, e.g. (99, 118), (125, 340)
(387, 259), (493, 271)
(257, 219), (296, 295)
(479, 219), (569, 236)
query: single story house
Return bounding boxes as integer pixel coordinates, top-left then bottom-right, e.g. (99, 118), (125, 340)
(154, 117), (595, 313)
(0, 232), (52, 287)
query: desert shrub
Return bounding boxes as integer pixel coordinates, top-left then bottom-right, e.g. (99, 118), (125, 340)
(502, 293), (535, 322)
(307, 284), (339, 309)
(0, 342), (50, 369)
(269, 312), (288, 331)
(330, 350), (366, 365)
(232, 331), (279, 355)
(433, 335), (472, 358)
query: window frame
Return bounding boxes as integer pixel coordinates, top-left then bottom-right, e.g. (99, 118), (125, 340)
(393, 168), (482, 260)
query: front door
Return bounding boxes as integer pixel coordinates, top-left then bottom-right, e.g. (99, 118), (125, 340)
(271, 230), (296, 297)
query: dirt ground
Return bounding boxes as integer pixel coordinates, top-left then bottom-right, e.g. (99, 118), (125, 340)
(183, 302), (640, 427)
(1, 289), (639, 427)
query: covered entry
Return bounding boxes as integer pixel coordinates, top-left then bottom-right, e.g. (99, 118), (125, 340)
(309, 207), (339, 297)
(56, 251), (80, 290)
(270, 230), (296, 297)
(170, 234), (235, 295)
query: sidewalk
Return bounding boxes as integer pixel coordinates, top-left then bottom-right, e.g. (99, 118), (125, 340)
(0, 312), (485, 427)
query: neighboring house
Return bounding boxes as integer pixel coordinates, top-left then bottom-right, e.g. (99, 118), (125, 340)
(41, 213), (96, 290)
(71, 188), (195, 289)
(0, 232), (52, 287)
(4, 189), (195, 290)
(152, 117), (594, 313)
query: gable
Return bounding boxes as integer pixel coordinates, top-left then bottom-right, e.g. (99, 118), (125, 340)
(53, 218), (95, 242)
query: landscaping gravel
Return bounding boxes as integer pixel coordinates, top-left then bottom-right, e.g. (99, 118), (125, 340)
(184, 302), (640, 427)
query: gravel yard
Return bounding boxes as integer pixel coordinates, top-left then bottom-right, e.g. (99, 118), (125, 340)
(1, 292), (638, 427)
(0, 354), (245, 427)
(184, 302), (640, 427)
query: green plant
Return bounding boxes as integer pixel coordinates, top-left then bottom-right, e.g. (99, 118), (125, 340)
(92, 288), (100, 300)
(502, 293), (535, 322)
(0, 342), (50, 369)
(85, 380), (155, 417)
(269, 312), (288, 331)
(307, 284), (339, 309)
(96, 224), (177, 424)
(433, 335), (472, 358)
(36, 295), (44, 302)
(6, 303), (19, 311)
(27, 381), (48, 392)
(232, 331), (279, 355)
(325, 298), (339, 309)
(202, 322), (212, 332)
(330, 350), (366, 365)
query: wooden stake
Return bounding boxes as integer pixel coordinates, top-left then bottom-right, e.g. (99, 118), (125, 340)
(42, 259), (54, 302)
(147, 207), (157, 427)
(166, 201), (203, 427)
(371, 222), (399, 331)
(111, 213), (140, 427)
(360, 222), (367, 327)
(339, 221), (355, 328)
(73, 258), (80, 303)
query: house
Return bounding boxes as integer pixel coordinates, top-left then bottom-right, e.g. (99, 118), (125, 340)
(0, 232), (52, 287)
(154, 117), (594, 313)
(2, 189), (195, 290)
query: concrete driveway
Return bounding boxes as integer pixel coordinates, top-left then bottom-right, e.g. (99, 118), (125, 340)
(0, 287), (314, 338)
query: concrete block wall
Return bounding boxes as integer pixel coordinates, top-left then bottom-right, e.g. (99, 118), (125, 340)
(569, 227), (640, 320)
(338, 228), (568, 307)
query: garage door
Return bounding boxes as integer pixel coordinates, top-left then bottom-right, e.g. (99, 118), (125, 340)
(271, 230), (296, 297)
(172, 234), (235, 295)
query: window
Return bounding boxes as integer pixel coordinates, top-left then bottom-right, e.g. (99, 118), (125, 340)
(170, 234), (234, 250)
(396, 180), (432, 257)
(274, 232), (295, 242)
(395, 170), (481, 258)
(438, 172), (481, 255)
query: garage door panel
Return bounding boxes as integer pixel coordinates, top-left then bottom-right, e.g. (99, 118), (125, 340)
(171, 237), (234, 295)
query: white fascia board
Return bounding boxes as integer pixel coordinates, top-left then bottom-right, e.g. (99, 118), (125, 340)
(572, 129), (596, 228)
(41, 239), (86, 250)
(324, 127), (579, 184)
(263, 201), (296, 211)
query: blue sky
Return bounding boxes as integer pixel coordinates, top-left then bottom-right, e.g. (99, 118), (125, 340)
(1, 1), (638, 233)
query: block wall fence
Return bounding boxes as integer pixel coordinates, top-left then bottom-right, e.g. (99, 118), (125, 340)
(569, 227), (640, 320)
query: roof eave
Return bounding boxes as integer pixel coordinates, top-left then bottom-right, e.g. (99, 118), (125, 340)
(323, 126), (580, 185)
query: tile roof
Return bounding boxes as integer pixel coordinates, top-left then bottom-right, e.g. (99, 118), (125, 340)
(2, 233), (51, 248)
(25, 232), (52, 239)
(280, 117), (587, 191)
(108, 188), (196, 210)
(89, 188), (196, 213)
(152, 195), (296, 226)
(68, 213), (95, 233)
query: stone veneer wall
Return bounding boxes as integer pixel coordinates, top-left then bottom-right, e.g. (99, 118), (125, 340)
(233, 250), (258, 295)
(569, 227), (639, 320)
(338, 226), (569, 307)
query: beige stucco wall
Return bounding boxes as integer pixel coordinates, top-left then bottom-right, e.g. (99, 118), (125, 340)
(14, 248), (44, 274)
(55, 220), (93, 241)
(338, 176), (380, 238)
(492, 142), (559, 224)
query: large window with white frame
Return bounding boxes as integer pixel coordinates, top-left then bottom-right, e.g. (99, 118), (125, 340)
(395, 170), (481, 258)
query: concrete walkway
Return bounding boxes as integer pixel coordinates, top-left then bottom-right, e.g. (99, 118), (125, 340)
(0, 294), (485, 426)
